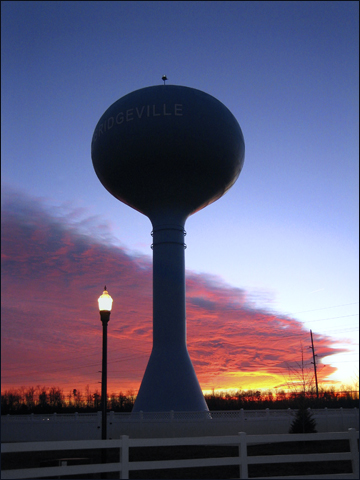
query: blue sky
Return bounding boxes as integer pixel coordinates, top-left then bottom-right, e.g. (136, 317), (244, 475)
(1, 1), (358, 391)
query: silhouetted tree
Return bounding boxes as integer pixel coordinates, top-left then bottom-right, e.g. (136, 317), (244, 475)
(73, 389), (84, 409)
(38, 387), (49, 411)
(93, 390), (101, 410)
(49, 387), (63, 410)
(117, 392), (127, 410)
(285, 343), (316, 401)
(85, 384), (93, 409)
(1, 389), (22, 414)
(289, 400), (317, 433)
(25, 387), (36, 410)
(110, 392), (117, 411)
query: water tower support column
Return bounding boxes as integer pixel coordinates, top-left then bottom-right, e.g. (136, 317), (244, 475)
(152, 224), (187, 348)
(132, 220), (208, 412)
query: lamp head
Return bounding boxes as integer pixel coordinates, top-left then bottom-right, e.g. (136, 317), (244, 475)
(98, 286), (113, 313)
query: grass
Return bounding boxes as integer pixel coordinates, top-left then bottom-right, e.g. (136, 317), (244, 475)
(2, 440), (353, 478)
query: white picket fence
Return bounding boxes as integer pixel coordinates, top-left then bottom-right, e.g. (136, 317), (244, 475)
(2, 428), (358, 479)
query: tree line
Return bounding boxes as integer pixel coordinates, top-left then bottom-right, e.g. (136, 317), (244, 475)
(205, 387), (358, 411)
(1, 385), (358, 415)
(1, 386), (136, 415)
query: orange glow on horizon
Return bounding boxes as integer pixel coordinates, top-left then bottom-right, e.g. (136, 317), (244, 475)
(1, 191), (354, 396)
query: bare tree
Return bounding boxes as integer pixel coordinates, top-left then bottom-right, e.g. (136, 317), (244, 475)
(285, 343), (316, 400)
(93, 390), (101, 409)
(25, 386), (36, 409)
(49, 387), (63, 409)
(85, 384), (92, 409)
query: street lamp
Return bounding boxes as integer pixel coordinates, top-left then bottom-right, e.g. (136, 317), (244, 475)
(98, 286), (113, 440)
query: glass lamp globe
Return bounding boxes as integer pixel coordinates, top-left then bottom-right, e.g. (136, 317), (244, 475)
(98, 286), (113, 312)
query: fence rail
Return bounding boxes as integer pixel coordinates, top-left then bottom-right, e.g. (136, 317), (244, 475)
(2, 428), (358, 479)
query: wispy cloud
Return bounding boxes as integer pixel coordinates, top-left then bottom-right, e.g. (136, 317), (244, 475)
(1, 187), (348, 394)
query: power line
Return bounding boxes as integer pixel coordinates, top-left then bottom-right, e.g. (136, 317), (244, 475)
(3, 324), (357, 380)
(3, 351), (103, 372)
(1, 352), (149, 379)
(318, 326), (359, 332)
(325, 360), (359, 364)
(327, 352), (359, 355)
(292, 302), (359, 315)
(2, 341), (151, 372)
(301, 314), (358, 323)
(2, 302), (358, 387)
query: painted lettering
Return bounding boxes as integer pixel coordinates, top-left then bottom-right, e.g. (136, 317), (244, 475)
(136, 106), (145, 118)
(163, 104), (171, 115)
(94, 104), (184, 142)
(116, 112), (124, 124)
(107, 117), (114, 129)
(126, 108), (134, 121)
(175, 104), (183, 116)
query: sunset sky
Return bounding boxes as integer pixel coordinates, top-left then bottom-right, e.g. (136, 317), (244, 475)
(1, 1), (359, 397)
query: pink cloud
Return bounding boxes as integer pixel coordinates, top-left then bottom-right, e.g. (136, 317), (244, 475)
(1, 188), (348, 395)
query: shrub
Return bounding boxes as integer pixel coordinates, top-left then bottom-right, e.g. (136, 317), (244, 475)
(289, 405), (317, 433)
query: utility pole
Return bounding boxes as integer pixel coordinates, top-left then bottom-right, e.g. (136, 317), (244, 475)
(309, 330), (319, 400)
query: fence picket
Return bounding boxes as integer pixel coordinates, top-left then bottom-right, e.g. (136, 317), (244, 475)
(120, 435), (129, 479)
(239, 431), (248, 479)
(348, 428), (359, 479)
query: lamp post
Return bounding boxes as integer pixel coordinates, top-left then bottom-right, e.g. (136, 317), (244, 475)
(98, 286), (113, 440)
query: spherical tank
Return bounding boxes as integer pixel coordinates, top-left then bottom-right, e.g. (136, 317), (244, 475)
(91, 85), (245, 221)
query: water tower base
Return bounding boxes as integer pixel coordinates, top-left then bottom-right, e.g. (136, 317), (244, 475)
(132, 346), (209, 412)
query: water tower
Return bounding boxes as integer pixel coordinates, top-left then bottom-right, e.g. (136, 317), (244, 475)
(91, 83), (245, 412)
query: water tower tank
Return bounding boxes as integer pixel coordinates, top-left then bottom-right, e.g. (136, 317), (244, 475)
(92, 84), (245, 412)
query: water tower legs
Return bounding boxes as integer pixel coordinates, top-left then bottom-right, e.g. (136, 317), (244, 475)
(132, 221), (208, 412)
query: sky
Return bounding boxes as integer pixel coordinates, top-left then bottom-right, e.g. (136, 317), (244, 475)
(1, 1), (359, 397)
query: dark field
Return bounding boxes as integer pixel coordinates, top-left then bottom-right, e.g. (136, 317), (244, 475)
(2, 439), (354, 478)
